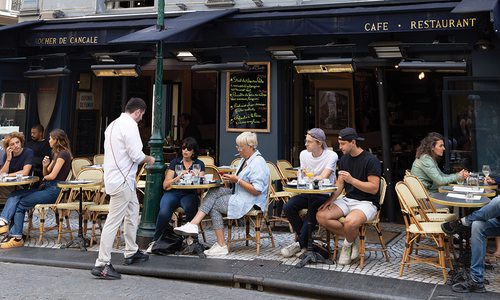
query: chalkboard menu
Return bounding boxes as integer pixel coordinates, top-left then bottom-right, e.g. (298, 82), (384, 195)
(226, 62), (270, 132)
(74, 109), (98, 156)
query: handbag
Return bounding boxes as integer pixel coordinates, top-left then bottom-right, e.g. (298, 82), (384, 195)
(151, 226), (184, 255)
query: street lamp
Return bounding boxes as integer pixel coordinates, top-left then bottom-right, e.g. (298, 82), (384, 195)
(136, 0), (166, 247)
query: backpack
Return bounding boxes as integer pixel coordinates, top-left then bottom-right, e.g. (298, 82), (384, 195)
(151, 226), (184, 255)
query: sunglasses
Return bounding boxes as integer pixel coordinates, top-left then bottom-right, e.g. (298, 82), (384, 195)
(182, 146), (193, 151)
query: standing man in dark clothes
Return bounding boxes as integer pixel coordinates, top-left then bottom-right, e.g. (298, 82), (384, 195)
(25, 124), (51, 178)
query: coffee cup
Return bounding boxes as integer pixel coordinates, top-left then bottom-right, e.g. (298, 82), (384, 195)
(183, 173), (193, 184)
(205, 174), (214, 182)
(16, 173), (23, 181)
(323, 179), (331, 186)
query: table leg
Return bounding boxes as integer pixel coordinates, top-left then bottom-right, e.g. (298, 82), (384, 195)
(61, 187), (88, 251)
(296, 199), (332, 268)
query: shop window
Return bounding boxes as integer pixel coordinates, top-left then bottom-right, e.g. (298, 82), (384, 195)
(0, 92), (27, 136)
(106, 0), (154, 9)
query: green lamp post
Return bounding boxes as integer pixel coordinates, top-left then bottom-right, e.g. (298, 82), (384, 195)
(137, 0), (166, 247)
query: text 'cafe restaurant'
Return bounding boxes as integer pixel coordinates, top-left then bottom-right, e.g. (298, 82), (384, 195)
(2, 0), (500, 220)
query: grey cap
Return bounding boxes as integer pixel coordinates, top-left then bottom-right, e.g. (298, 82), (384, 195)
(338, 127), (365, 141)
(307, 128), (328, 149)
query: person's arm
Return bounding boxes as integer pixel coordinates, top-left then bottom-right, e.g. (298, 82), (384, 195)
(162, 169), (177, 190)
(19, 164), (32, 176)
(338, 172), (380, 195)
(419, 156), (459, 186)
(43, 156), (66, 181)
(0, 147), (12, 174)
(319, 176), (345, 210)
(316, 168), (333, 180)
(224, 157), (265, 196)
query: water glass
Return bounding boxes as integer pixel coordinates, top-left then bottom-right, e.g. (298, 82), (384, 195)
(318, 179), (324, 189)
(465, 192), (474, 202)
(192, 164), (201, 177)
(482, 165), (491, 178)
(16, 173), (23, 181)
(175, 165), (184, 177)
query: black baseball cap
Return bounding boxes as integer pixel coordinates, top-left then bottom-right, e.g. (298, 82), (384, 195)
(338, 127), (365, 141)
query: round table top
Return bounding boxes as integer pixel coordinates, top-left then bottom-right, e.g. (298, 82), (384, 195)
(82, 164), (103, 170)
(429, 192), (491, 208)
(449, 183), (498, 190)
(170, 182), (223, 190)
(57, 180), (103, 189)
(0, 176), (39, 186)
(283, 184), (336, 194)
(217, 166), (237, 173)
(438, 186), (496, 198)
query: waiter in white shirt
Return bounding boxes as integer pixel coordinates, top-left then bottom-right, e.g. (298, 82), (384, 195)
(92, 97), (155, 280)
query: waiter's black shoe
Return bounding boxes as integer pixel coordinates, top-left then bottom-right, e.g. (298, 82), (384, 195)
(441, 219), (469, 236)
(123, 249), (149, 265)
(91, 263), (122, 280)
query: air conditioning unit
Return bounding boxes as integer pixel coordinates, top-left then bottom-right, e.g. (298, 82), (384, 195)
(204, 0), (235, 8)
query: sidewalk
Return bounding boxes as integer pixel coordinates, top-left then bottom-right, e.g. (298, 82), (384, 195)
(0, 246), (495, 300)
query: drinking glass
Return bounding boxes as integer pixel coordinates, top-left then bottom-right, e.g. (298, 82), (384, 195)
(192, 164), (201, 184)
(482, 165), (491, 178)
(175, 165), (184, 177)
(456, 177), (465, 185)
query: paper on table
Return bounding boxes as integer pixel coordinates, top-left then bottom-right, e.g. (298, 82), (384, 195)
(447, 193), (481, 200)
(453, 186), (484, 193)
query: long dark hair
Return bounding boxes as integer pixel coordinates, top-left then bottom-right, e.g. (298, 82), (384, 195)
(182, 137), (199, 160)
(415, 132), (444, 160)
(50, 129), (73, 159)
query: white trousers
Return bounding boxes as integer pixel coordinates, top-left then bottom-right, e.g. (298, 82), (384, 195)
(95, 182), (139, 266)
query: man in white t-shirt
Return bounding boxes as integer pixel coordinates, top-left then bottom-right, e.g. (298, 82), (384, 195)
(281, 128), (338, 258)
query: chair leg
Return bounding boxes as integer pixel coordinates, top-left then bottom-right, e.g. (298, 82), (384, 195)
(374, 223), (390, 262)
(333, 235), (339, 261)
(359, 225), (366, 270)
(255, 215), (261, 256)
(437, 235), (448, 282)
(57, 211), (64, 244)
(199, 222), (207, 243)
(399, 233), (412, 277)
(90, 213), (97, 247)
(37, 208), (45, 245)
(245, 217), (250, 246)
(265, 217), (275, 248)
(227, 220), (233, 253)
(26, 209), (34, 240)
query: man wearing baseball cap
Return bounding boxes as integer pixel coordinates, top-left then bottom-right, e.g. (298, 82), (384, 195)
(317, 127), (381, 265)
(281, 128), (338, 258)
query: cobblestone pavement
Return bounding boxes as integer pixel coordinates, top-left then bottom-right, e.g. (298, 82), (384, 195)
(24, 212), (500, 293)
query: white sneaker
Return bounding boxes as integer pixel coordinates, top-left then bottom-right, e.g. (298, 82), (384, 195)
(295, 248), (307, 258)
(146, 241), (155, 254)
(281, 241), (301, 258)
(174, 222), (199, 236)
(350, 237), (360, 260)
(338, 242), (352, 265)
(204, 242), (228, 256)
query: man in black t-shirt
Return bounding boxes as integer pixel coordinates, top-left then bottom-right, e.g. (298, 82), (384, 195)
(25, 124), (51, 178)
(317, 127), (381, 265)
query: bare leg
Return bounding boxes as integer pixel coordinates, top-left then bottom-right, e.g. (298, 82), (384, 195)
(316, 204), (344, 236)
(189, 210), (207, 225)
(215, 228), (225, 246)
(342, 210), (367, 242)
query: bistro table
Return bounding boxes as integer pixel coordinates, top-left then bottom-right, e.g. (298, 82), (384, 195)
(0, 176), (39, 187)
(449, 182), (498, 190)
(170, 181), (222, 190)
(438, 186), (496, 198)
(283, 184), (337, 268)
(429, 192), (491, 209)
(57, 179), (103, 251)
(82, 164), (103, 171)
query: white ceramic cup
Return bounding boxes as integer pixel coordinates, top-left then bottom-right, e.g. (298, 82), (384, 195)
(205, 174), (214, 182)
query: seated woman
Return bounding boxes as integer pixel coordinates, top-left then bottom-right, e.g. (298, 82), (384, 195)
(0, 129), (72, 248)
(0, 132), (34, 202)
(411, 132), (467, 193)
(150, 137), (205, 247)
(174, 132), (269, 256)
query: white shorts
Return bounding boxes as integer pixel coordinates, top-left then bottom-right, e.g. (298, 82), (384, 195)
(333, 196), (378, 222)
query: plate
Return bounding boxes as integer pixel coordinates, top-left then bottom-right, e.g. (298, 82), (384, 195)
(287, 180), (297, 186)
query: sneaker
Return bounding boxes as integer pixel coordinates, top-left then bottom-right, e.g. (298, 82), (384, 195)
(442, 219), (469, 235)
(295, 248), (307, 258)
(91, 263), (122, 280)
(338, 243), (352, 265)
(452, 279), (486, 293)
(281, 242), (301, 258)
(0, 237), (24, 249)
(123, 249), (149, 265)
(203, 242), (228, 256)
(0, 225), (7, 235)
(351, 237), (360, 260)
(146, 241), (155, 254)
(174, 222), (199, 236)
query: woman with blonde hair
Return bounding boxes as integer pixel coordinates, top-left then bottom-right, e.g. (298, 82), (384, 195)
(0, 129), (72, 248)
(174, 132), (269, 256)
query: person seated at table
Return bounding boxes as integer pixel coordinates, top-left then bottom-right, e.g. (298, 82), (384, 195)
(0, 132), (34, 203)
(0, 129), (72, 248)
(441, 195), (500, 293)
(281, 128), (338, 258)
(316, 127), (381, 265)
(148, 137), (205, 252)
(25, 124), (51, 178)
(410, 132), (468, 193)
(174, 132), (269, 256)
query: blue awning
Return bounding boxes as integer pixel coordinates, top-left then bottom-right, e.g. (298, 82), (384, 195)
(0, 20), (43, 32)
(109, 9), (238, 44)
(452, 0), (498, 13)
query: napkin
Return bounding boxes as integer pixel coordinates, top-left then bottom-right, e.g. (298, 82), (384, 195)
(447, 193), (481, 200)
(452, 186), (484, 193)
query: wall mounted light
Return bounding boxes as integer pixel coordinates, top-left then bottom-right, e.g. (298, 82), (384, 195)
(24, 67), (71, 78)
(91, 64), (141, 77)
(474, 39), (493, 51)
(397, 60), (466, 73)
(266, 46), (297, 60)
(293, 58), (355, 73)
(369, 42), (403, 58)
(418, 72), (425, 80)
(191, 62), (249, 72)
(176, 51), (197, 62)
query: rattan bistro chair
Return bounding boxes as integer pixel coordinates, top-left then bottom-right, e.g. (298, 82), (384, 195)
(267, 161), (294, 231)
(198, 155), (215, 166)
(395, 181), (453, 282)
(71, 157), (92, 179)
(93, 154), (104, 165)
(333, 177), (390, 269)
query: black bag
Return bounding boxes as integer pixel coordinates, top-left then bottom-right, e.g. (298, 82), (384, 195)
(151, 226), (184, 255)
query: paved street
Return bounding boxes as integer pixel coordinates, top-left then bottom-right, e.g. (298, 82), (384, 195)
(0, 262), (306, 300)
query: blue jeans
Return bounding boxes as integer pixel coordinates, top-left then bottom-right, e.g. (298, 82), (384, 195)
(466, 196), (500, 282)
(5, 181), (60, 237)
(284, 194), (329, 248)
(153, 190), (198, 240)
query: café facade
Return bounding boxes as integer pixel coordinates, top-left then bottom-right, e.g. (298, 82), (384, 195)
(1, 0), (500, 219)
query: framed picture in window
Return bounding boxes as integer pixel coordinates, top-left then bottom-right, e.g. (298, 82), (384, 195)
(78, 73), (92, 91)
(316, 89), (350, 133)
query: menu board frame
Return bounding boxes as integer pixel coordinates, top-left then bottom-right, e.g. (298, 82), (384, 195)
(225, 61), (271, 133)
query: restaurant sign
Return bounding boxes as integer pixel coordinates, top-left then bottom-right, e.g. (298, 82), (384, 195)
(363, 17), (477, 32)
(24, 30), (122, 47)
